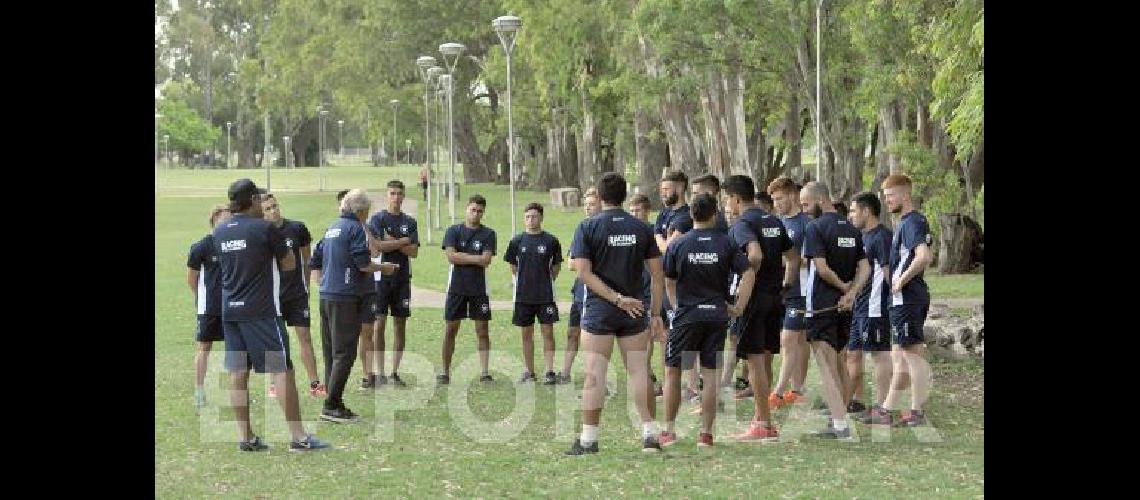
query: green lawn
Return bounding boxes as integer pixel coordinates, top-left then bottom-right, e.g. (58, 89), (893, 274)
(155, 169), (983, 497)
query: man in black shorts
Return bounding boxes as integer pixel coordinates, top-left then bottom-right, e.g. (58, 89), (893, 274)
(439, 195), (497, 384)
(367, 180), (420, 387)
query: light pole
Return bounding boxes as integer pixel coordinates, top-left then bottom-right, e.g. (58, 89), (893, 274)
(439, 41), (466, 224)
(427, 66), (445, 229)
(406, 139), (412, 164)
(337, 119), (344, 156)
(155, 112), (163, 194)
(225, 121), (233, 169)
(390, 99), (400, 166)
(494, 15), (522, 236)
(417, 56), (438, 242)
(163, 134), (171, 170)
(815, 0), (823, 182)
(319, 107), (329, 191)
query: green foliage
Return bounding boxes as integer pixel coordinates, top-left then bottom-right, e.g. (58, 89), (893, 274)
(157, 96), (222, 152)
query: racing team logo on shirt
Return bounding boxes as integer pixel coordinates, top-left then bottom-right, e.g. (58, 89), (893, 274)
(285, 238), (294, 248)
(473, 240), (482, 251)
(521, 246), (527, 253)
(400, 224), (409, 234)
(537, 245), (546, 254)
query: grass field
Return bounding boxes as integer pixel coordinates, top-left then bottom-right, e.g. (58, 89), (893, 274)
(155, 165), (983, 497)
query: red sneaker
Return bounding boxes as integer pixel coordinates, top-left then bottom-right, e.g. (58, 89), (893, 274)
(734, 422), (779, 443)
(658, 431), (678, 447)
(697, 432), (714, 447)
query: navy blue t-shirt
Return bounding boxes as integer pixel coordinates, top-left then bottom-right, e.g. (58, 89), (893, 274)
(780, 212), (812, 298)
(443, 223), (497, 297)
(309, 238), (324, 270)
(212, 214), (290, 321)
(803, 212), (865, 311)
(276, 219), (312, 301)
(571, 208), (661, 300)
(653, 205), (675, 240)
(855, 224), (893, 318)
(318, 213), (372, 300)
(187, 234), (223, 316)
(669, 210), (729, 235)
(663, 228), (749, 327)
(504, 231), (563, 304)
(367, 210), (419, 283)
(890, 211), (932, 305)
(728, 207), (793, 295)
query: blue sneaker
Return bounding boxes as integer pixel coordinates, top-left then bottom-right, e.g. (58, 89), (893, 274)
(289, 435), (331, 452)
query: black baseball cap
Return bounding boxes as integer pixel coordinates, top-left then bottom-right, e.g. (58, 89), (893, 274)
(227, 178), (267, 204)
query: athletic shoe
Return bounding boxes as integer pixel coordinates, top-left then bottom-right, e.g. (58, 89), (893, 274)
(519, 372), (537, 383)
(734, 377), (749, 390)
(768, 391), (785, 410)
(735, 422), (779, 443)
(642, 435), (662, 453)
(658, 431), (678, 447)
(309, 381), (328, 398)
(543, 371), (558, 385)
(375, 374), (389, 386)
(320, 406), (360, 423)
(564, 438), (599, 456)
(783, 390), (807, 405)
(480, 374), (494, 383)
(389, 373), (406, 388)
(436, 373), (450, 385)
(238, 435), (268, 452)
(863, 406), (893, 425)
(289, 435), (331, 452)
(361, 376), (375, 390)
(814, 425), (855, 441)
(697, 432), (714, 448)
(847, 400), (868, 419)
(894, 410), (927, 427)
(557, 373), (572, 384)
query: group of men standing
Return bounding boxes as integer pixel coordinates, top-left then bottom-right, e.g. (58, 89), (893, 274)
(186, 167), (934, 454)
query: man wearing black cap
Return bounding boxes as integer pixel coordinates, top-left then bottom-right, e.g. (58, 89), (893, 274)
(213, 178), (329, 452)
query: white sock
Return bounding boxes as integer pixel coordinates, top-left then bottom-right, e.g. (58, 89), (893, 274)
(832, 418), (848, 431)
(642, 421), (657, 438)
(580, 424), (598, 445)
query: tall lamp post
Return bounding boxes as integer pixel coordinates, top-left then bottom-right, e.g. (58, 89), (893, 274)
(163, 134), (171, 170)
(493, 15), (522, 236)
(337, 119), (344, 156)
(225, 121), (233, 169)
(427, 66), (445, 229)
(390, 99), (400, 166)
(815, 0), (824, 182)
(155, 112), (163, 194)
(439, 42), (466, 224)
(417, 56), (438, 242)
(319, 107), (329, 191)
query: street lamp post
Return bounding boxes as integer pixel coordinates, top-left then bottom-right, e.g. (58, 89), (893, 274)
(155, 112), (163, 194)
(337, 119), (344, 156)
(226, 121), (233, 169)
(439, 42), (466, 224)
(427, 66), (445, 229)
(417, 56), (439, 242)
(406, 139), (412, 164)
(816, 0), (823, 182)
(493, 15), (522, 236)
(163, 134), (171, 172)
(319, 107), (329, 191)
(390, 99), (400, 166)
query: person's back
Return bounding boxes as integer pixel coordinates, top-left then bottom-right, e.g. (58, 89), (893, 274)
(664, 228), (744, 323)
(891, 211), (931, 305)
(319, 213), (370, 300)
(214, 214), (282, 321)
(804, 211), (863, 310)
(574, 208), (658, 300)
(189, 233), (223, 316)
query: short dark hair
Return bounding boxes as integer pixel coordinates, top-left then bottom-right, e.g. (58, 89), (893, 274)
(629, 194), (650, 209)
(598, 172), (627, 206)
(852, 191), (881, 217)
(692, 174), (720, 194)
(834, 201), (848, 215)
(387, 180), (405, 191)
(663, 170), (689, 192)
(690, 193), (718, 222)
(337, 189), (350, 202)
(524, 202), (544, 214)
(468, 194), (487, 207)
(722, 175), (755, 202)
(756, 191), (773, 207)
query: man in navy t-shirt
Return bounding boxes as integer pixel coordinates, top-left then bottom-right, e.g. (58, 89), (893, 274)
(187, 205), (231, 408)
(846, 192), (894, 421)
(261, 194), (325, 399)
(658, 193), (752, 448)
(565, 173), (665, 456)
(505, 202), (563, 385)
(723, 175), (797, 443)
(367, 180), (420, 388)
(439, 195), (497, 385)
(801, 181), (869, 440)
(559, 189), (601, 385)
(213, 178), (329, 452)
(767, 177), (814, 408)
(879, 173), (935, 428)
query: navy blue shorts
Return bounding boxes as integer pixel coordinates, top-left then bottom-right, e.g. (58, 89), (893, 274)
(359, 293), (379, 324)
(513, 302), (559, 326)
(280, 295), (311, 328)
(568, 302), (582, 328)
(737, 292), (784, 357)
(581, 297), (649, 337)
(847, 316), (891, 352)
(445, 293), (491, 321)
(666, 320), (728, 370)
(890, 303), (929, 346)
(196, 314), (223, 342)
(806, 311), (852, 352)
(783, 296), (807, 330)
(375, 279), (412, 318)
(223, 317), (294, 373)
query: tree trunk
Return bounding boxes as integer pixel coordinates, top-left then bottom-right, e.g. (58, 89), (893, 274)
(938, 213), (983, 273)
(577, 87), (600, 193)
(639, 35), (705, 177)
(454, 113), (497, 183)
(784, 97), (802, 174)
(879, 100), (903, 174)
(635, 104), (668, 208)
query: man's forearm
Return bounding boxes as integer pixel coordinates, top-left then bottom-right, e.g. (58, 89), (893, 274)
(665, 279), (678, 310)
(814, 260), (847, 291)
(376, 238), (409, 252)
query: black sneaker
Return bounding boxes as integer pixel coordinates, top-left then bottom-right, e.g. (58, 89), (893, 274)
(847, 400), (868, 417)
(894, 410), (927, 427)
(642, 435), (662, 453)
(361, 376), (375, 390)
(289, 434), (331, 452)
(437, 374), (450, 385)
(814, 425), (855, 441)
(320, 406), (360, 423)
(375, 374), (389, 386)
(543, 371), (558, 385)
(557, 373), (572, 384)
(564, 438), (599, 456)
(519, 372), (536, 383)
(734, 377), (749, 390)
(390, 373), (407, 387)
(480, 374), (494, 383)
(238, 435), (269, 452)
